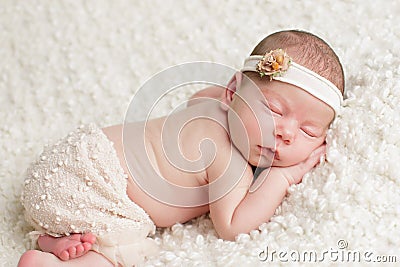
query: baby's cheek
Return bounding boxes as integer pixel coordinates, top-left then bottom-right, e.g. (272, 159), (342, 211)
(290, 151), (308, 165)
(292, 144), (315, 163)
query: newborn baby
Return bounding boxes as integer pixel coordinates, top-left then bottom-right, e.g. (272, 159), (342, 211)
(18, 29), (344, 267)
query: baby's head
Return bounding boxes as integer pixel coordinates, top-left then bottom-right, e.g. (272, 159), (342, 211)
(224, 30), (344, 168)
(248, 30), (344, 95)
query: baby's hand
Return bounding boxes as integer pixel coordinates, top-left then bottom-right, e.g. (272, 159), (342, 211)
(275, 144), (326, 185)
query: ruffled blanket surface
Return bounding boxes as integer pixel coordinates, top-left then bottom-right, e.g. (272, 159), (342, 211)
(1, 1), (399, 266)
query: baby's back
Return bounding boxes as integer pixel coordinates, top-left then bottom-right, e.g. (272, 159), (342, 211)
(102, 100), (243, 227)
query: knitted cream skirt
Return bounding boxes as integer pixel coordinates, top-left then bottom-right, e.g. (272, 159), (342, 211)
(21, 123), (158, 266)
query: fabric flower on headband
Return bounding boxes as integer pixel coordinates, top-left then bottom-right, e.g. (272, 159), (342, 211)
(256, 49), (291, 80)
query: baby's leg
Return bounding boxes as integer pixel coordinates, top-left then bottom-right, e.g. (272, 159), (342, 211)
(18, 250), (114, 267)
(38, 233), (96, 261)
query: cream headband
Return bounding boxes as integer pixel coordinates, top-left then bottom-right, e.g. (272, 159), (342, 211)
(241, 49), (343, 116)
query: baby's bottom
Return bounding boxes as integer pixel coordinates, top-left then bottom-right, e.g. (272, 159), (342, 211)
(21, 124), (158, 266)
(18, 250), (114, 267)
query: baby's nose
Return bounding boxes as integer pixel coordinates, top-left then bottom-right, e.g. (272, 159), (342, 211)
(274, 119), (296, 145)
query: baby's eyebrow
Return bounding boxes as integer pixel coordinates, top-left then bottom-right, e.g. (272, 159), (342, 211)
(303, 119), (322, 126)
(263, 92), (287, 106)
(264, 91), (282, 100)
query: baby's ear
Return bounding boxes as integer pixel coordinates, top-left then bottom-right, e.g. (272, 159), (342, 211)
(220, 72), (243, 111)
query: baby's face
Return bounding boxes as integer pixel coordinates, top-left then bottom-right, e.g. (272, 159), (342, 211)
(228, 77), (334, 167)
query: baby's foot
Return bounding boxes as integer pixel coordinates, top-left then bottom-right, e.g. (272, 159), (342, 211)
(38, 233), (96, 261)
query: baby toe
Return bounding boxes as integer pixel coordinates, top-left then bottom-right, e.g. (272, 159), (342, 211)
(59, 250), (70, 261)
(67, 246), (77, 258)
(82, 242), (92, 252)
(75, 244), (85, 255)
(81, 233), (96, 244)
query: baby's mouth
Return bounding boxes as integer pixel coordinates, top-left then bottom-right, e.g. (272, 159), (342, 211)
(258, 145), (277, 159)
(274, 149), (280, 160)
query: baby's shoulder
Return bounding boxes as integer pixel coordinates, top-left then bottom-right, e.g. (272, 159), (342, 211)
(182, 100), (231, 144)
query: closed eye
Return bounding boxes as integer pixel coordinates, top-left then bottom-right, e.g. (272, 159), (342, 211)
(300, 127), (321, 138)
(265, 103), (282, 116)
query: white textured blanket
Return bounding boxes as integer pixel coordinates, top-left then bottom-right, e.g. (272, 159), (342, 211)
(1, 1), (399, 266)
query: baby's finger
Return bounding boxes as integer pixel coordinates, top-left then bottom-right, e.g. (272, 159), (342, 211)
(309, 144), (326, 159)
(301, 145), (326, 171)
(283, 144), (327, 185)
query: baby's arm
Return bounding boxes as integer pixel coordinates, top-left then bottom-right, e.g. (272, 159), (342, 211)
(209, 167), (288, 241)
(209, 145), (325, 241)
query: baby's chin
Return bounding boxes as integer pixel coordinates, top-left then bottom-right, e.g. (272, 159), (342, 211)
(271, 158), (304, 167)
(248, 157), (274, 168)
(271, 161), (288, 167)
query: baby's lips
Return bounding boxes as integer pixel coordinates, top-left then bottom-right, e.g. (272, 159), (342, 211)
(260, 146), (278, 160)
(269, 147), (279, 160)
(274, 149), (280, 160)
(270, 145), (279, 160)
